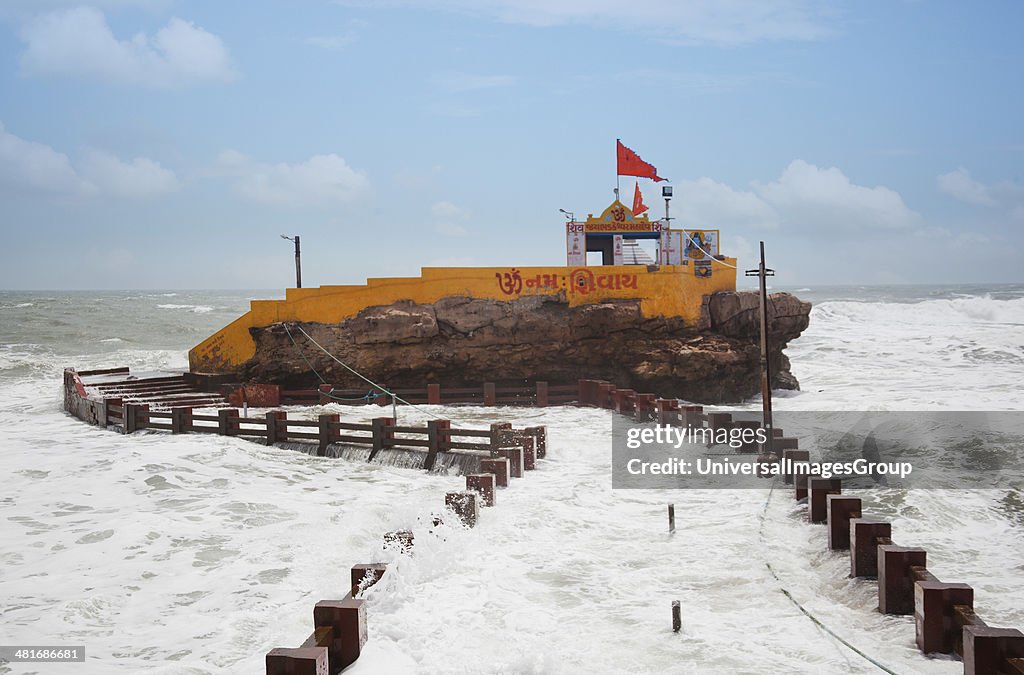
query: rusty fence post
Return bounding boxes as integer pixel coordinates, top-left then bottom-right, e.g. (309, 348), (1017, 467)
(218, 408), (239, 436)
(350, 563), (387, 598)
(826, 495), (862, 550)
(466, 473), (496, 507)
(313, 599), (367, 670)
(427, 383), (441, 405)
(535, 381), (549, 407)
(483, 382), (496, 406)
(424, 419), (451, 471)
(850, 519), (892, 578)
(878, 545), (927, 614)
(369, 417), (395, 461)
(445, 491), (480, 527)
(479, 458), (510, 488)
(317, 413), (339, 457)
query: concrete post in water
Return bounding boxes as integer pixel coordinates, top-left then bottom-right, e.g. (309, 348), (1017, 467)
(577, 379), (589, 406)
(497, 447), (524, 478)
(963, 626), (1024, 675)
(655, 399), (679, 426)
(445, 491), (480, 527)
(613, 389), (636, 414)
(383, 530), (414, 552)
(318, 383), (333, 405)
(597, 382), (616, 409)
(479, 458), (510, 488)
(317, 413), (339, 457)
(488, 422), (512, 454)
(369, 417), (395, 461)
(124, 403), (140, 434)
(521, 434), (536, 470)
(672, 600), (681, 633)
(218, 408), (239, 436)
(826, 495), (862, 550)
(781, 449), (809, 485)
(915, 579), (974, 654)
(265, 647), (327, 675)
(170, 407), (187, 434)
(706, 413), (732, 437)
(795, 474), (809, 502)
(683, 405), (704, 430)
(265, 410), (287, 445)
(104, 397), (123, 428)
(536, 381), (549, 407)
(878, 545), (927, 614)
(313, 598), (366, 670)
(427, 383), (441, 405)
(734, 420), (762, 453)
(668, 504), (675, 534)
(483, 382), (496, 406)
(424, 419), (451, 471)
(350, 563), (387, 597)
(525, 426), (547, 458)
(850, 519), (892, 578)
(808, 478), (842, 523)
(466, 473), (496, 506)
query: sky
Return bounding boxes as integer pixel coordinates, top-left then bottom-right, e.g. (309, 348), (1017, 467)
(0, 0), (1022, 290)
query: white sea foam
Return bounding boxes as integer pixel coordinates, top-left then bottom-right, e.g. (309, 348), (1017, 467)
(0, 288), (1022, 673)
(157, 304), (214, 314)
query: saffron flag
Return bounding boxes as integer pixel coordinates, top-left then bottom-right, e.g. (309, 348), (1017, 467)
(632, 181), (649, 216)
(617, 139), (666, 182)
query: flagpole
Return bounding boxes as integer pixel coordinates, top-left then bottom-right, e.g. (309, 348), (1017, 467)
(615, 138), (620, 201)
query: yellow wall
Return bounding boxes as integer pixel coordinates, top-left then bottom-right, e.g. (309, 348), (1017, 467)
(188, 261), (737, 373)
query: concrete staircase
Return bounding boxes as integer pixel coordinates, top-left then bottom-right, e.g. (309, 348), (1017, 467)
(82, 372), (227, 410)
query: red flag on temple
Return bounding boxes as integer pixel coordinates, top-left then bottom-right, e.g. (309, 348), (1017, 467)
(632, 181), (649, 216)
(616, 139), (666, 182)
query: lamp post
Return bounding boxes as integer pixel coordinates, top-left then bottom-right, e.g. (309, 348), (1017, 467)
(559, 208), (575, 222)
(280, 234), (301, 288)
(662, 185), (673, 226)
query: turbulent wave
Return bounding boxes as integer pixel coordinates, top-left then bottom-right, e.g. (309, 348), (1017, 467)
(0, 286), (1021, 673)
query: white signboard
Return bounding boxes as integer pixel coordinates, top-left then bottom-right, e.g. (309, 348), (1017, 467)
(566, 222), (585, 266)
(612, 235), (624, 265)
(660, 230), (683, 265)
(682, 229), (720, 262)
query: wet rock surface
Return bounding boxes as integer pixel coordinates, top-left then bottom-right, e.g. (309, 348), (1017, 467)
(243, 291), (811, 404)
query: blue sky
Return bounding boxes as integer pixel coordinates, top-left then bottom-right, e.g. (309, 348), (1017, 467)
(0, 0), (1021, 289)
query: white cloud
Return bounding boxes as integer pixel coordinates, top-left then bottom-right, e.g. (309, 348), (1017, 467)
(672, 176), (779, 229)
(754, 160), (920, 231)
(305, 34), (357, 50)
(0, 121), (90, 194)
(430, 71), (516, 93)
(431, 201), (470, 236)
(434, 222), (469, 237)
(666, 160), (919, 234)
(336, 0), (836, 46)
(218, 151), (370, 205)
(305, 19), (367, 50)
(79, 149), (180, 197)
(938, 168), (1024, 223)
(19, 7), (234, 87)
(431, 200), (468, 219)
(0, 121), (179, 198)
(937, 168), (998, 207)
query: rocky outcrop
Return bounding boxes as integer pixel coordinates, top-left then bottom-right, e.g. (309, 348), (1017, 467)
(240, 291), (810, 404)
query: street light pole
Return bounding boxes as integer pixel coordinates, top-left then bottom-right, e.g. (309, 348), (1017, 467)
(281, 234), (302, 288)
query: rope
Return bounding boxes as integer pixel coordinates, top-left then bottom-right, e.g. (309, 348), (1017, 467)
(681, 231), (738, 269)
(281, 323), (376, 403)
(757, 480), (899, 674)
(284, 322), (449, 421)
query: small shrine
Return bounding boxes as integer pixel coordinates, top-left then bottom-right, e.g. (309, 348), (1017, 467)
(566, 200), (720, 277)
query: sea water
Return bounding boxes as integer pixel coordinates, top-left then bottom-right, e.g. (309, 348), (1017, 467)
(1, 286), (1023, 674)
